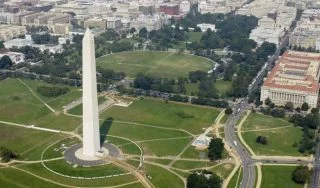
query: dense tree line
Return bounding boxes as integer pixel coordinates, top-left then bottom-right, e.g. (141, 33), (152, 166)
(37, 86), (70, 98)
(31, 33), (58, 45)
(191, 98), (228, 108)
(289, 109), (319, 154)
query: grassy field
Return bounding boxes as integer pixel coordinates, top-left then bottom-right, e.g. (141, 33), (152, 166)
(22, 79), (81, 110)
(0, 78), (51, 123)
(0, 123), (65, 160)
(215, 80), (232, 97)
(101, 98), (220, 134)
(144, 163), (184, 188)
(181, 146), (208, 159)
(242, 113), (291, 131)
(261, 166), (303, 188)
(241, 113), (303, 156)
(0, 168), (59, 188)
(211, 163), (235, 179)
(227, 167), (242, 188)
(18, 163), (138, 187)
(96, 51), (212, 79)
(139, 137), (192, 156)
(172, 160), (213, 170)
(44, 159), (125, 177)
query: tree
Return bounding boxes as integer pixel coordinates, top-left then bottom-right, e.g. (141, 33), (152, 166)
(225, 107), (233, 115)
(256, 136), (268, 145)
(187, 170), (222, 188)
(0, 147), (18, 162)
(208, 138), (224, 161)
(285, 102), (294, 111)
(139, 27), (148, 38)
(270, 108), (285, 118)
(0, 55), (13, 69)
(292, 166), (310, 184)
(265, 98), (272, 106)
(301, 102), (309, 111)
(311, 108), (319, 114)
(129, 27), (136, 34)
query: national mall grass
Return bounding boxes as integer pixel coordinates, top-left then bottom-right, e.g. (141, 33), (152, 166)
(241, 113), (303, 156)
(101, 98), (220, 135)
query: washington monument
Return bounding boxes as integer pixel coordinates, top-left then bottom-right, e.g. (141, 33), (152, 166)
(82, 28), (100, 157)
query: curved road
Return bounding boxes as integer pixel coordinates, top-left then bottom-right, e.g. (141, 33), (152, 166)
(224, 100), (256, 188)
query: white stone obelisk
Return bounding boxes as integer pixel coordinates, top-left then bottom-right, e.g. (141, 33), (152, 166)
(82, 28), (100, 157)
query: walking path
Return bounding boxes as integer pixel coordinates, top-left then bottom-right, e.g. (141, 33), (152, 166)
(17, 78), (56, 113)
(240, 125), (293, 133)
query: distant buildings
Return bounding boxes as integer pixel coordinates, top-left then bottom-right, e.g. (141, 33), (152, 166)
(0, 25), (26, 41)
(248, 4), (296, 46)
(289, 9), (320, 51)
(159, 3), (180, 16)
(260, 50), (320, 108)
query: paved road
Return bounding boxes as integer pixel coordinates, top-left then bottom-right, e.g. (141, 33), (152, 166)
(224, 100), (256, 188)
(311, 141), (320, 188)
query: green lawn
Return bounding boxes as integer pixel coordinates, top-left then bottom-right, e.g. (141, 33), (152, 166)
(22, 79), (81, 111)
(31, 113), (81, 131)
(0, 123), (65, 161)
(242, 113), (303, 156)
(220, 114), (229, 124)
(18, 163), (138, 187)
(106, 122), (190, 141)
(139, 137), (192, 156)
(144, 163), (184, 188)
(185, 82), (199, 96)
(172, 160), (213, 170)
(211, 163), (235, 179)
(101, 98), (220, 134)
(227, 167), (242, 188)
(96, 51), (212, 79)
(261, 166), (303, 188)
(0, 78), (51, 123)
(44, 159), (125, 177)
(0, 168), (59, 188)
(242, 113), (291, 131)
(181, 146), (208, 159)
(189, 32), (203, 42)
(215, 80), (232, 97)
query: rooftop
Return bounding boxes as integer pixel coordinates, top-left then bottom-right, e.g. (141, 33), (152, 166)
(262, 50), (320, 94)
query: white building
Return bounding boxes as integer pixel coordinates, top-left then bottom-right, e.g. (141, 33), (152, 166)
(180, 0), (191, 14)
(0, 51), (25, 64)
(196, 23), (216, 32)
(260, 50), (320, 108)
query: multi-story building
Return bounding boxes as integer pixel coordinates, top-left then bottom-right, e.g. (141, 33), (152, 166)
(159, 3), (179, 15)
(106, 17), (122, 30)
(260, 50), (320, 108)
(53, 23), (72, 35)
(0, 25), (27, 41)
(84, 18), (106, 30)
(289, 9), (320, 50)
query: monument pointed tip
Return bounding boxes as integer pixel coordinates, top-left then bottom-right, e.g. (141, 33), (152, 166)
(84, 27), (93, 37)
